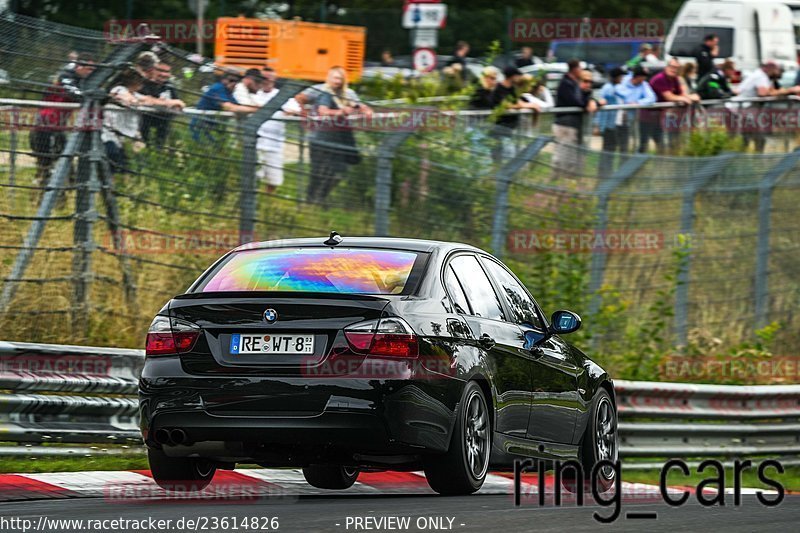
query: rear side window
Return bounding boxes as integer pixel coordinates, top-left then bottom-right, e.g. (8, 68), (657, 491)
(448, 255), (505, 321)
(669, 26), (734, 57)
(482, 258), (544, 330)
(197, 247), (426, 295)
(444, 265), (471, 314)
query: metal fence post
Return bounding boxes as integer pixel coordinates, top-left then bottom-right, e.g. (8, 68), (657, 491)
(587, 154), (650, 316)
(239, 81), (307, 244)
(0, 42), (149, 313)
(674, 154), (736, 346)
(374, 131), (414, 237)
(491, 136), (552, 259)
(9, 109), (17, 202)
(71, 107), (101, 339)
(754, 150), (800, 328)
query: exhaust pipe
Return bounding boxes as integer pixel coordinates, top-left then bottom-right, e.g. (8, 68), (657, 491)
(153, 428), (171, 445)
(170, 428), (187, 445)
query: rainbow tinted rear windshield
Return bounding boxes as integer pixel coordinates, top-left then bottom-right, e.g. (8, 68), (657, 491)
(197, 248), (426, 295)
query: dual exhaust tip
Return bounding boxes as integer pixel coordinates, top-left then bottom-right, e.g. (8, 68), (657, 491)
(153, 427), (188, 446)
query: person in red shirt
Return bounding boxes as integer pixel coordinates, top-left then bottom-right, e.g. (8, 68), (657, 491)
(29, 53), (95, 183)
(640, 58), (699, 154)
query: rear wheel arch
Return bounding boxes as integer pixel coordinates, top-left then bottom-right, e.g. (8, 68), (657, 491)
(468, 373), (495, 435)
(599, 380), (616, 409)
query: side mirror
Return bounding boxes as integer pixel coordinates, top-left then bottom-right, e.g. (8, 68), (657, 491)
(549, 310), (581, 335)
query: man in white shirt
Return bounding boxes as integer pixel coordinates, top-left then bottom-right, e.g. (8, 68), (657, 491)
(254, 68), (301, 193)
(735, 61), (800, 152)
(233, 68), (265, 108)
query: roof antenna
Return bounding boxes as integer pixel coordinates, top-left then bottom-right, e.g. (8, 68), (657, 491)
(324, 231), (343, 247)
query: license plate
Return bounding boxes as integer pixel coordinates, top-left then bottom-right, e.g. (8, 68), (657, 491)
(230, 333), (314, 355)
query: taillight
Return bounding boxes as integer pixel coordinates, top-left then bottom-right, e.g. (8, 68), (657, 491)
(145, 316), (200, 356)
(344, 317), (418, 359)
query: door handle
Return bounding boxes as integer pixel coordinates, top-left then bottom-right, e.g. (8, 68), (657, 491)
(478, 333), (495, 349)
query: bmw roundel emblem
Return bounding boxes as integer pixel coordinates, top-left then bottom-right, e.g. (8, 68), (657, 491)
(263, 308), (278, 323)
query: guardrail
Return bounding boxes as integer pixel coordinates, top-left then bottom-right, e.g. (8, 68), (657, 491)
(0, 341), (141, 448)
(1, 342), (799, 463)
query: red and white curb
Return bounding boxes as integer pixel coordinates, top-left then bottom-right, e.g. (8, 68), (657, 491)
(0, 469), (769, 503)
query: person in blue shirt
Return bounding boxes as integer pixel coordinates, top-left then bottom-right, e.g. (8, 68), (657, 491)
(190, 72), (258, 142)
(616, 66), (656, 154)
(597, 67), (627, 176)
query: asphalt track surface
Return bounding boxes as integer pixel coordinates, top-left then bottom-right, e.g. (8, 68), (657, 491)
(1, 494), (798, 532)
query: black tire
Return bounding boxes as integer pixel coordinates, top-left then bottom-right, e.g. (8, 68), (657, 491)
(423, 381), (491, 495)
(148, 447), (216, 492)
(302, 465), (359, 490)
(562, 388), (618, 494)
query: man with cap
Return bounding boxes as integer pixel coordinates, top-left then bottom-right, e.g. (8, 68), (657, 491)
(233, 68), (266, 108)
(626, 43), (657, 69)
(617, 66), (656, 154)
(488, 66), (541, 161)
(191, 72), (259, 142)
(597, 67), (628, 176)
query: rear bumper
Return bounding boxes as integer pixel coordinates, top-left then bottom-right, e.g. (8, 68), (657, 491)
(139, 356), (462, 462)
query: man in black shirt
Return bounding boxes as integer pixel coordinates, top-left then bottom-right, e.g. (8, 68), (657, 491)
(139, 62), (184, 147)
(694, 34), (719, 79)
(552, 59), (598, 177)
(515, 47), (535, 68)
(696, 59), (737, 100)
(446, 41), (470, 81)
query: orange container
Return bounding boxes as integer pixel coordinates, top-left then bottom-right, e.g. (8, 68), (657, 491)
(215, 17), (365, 82)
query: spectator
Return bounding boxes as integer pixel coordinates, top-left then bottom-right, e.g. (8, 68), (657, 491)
(470, 66), (499, 110)
(552, 59), (597, 177)
(446, 41), (470, 81)
(679, 62), (698, 94)
(520, 77), (554, 110)
(697, 59), (737, 100)
(735, 60), (800, 152)
(29, 53), (95, 182)
(139, 61), (184, 147)
(617, 66), (657, 153)
(694, 34), (719, 79)
(516, 46), (535, 68)
(307, 66), (372, 203)
(597, 67), (627, 176)
(134, 51), (160, 79)
(254, 68), (302, 194)
(640, 58), (699, 154)
(190, 72), (258, 142)
(102, 69), (146, 174)
(380, 49), (395, 67)
(737, 61), (800, 99)
(233, 68), (266, 107)
(295, 81), (329, 111)
(489, 66), (541, 161)
(626, 43), (657, 69)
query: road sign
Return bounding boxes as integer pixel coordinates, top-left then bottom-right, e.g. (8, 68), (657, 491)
(402, 3), (447, 29)
(411, 28), (438, 48)
(413, 48), (437, 72)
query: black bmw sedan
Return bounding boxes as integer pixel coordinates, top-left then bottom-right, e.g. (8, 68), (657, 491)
(139, 235), (618, 495)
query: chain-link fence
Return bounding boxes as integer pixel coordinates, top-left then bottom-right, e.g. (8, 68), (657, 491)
(1, 14), (799, 372)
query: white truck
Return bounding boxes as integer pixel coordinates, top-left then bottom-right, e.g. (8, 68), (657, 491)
(665, 0), (799, 73)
